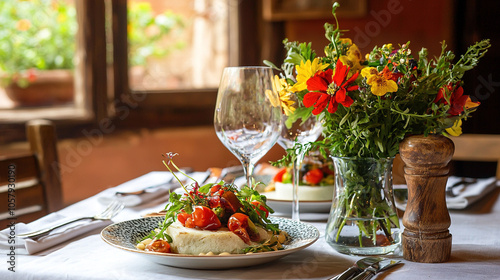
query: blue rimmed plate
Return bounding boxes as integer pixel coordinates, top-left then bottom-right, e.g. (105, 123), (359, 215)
(101, 216), (319, 269)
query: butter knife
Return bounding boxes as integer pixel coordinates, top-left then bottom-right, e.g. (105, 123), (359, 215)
(351, 259), (401, 280)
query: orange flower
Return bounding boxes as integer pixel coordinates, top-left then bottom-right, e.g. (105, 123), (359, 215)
(16, 19), (31, 31)
(465, 96), (480, 109)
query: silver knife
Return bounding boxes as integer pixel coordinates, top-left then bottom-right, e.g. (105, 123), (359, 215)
(217, 165), (245, 183)
(115, 169), (209, 196)
(351, 259), (401, 280)
(329, 257), (384, 280)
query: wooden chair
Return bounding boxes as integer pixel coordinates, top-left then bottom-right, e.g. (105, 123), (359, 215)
(0, 120), (63, 229)
(451, 134), (500, 179)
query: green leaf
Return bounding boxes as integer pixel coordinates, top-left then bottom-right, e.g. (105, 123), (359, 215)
(263, 60), (280, 71)
(198, 183), (212, 194)
(339, 111), (350, 126)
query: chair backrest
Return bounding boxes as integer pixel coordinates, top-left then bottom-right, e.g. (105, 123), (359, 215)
(451, 134), (500, 179)
(0, 119), (63, 229)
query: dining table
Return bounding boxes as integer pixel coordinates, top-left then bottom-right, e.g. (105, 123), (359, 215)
(1, 170), (499, 280)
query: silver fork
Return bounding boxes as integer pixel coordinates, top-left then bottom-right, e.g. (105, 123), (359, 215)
(18, 200), (124, 239)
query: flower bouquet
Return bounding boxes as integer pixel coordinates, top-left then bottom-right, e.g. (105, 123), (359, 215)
(266, 3), (490, 255)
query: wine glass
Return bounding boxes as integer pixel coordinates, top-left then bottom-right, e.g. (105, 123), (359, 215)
(214, 67), (282, 189)
(278, 115), (323, 221)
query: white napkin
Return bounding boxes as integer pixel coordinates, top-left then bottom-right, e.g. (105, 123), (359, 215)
(0, 213), (112, 255)
(97, 171), (211, 207)
(446, 177), (499, 209)
(97, 172), (176, 207)
(394, 176), (499, 210)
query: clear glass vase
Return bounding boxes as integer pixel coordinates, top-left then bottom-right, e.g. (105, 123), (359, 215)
(325, 156), (401, 255)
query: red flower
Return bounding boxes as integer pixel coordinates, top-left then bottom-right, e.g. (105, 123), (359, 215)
(303, 60), (358, 115)
(434, 83), (469, 116)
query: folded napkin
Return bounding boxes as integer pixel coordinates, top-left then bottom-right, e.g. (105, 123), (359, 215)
(0, 213), (112, 255)
(97, 171), (211, 207)
(446, 177), (499, 209)
(394, 176), (499, 210)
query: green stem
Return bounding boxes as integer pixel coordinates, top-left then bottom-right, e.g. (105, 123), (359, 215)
(335, 192), (356, 242)
(390, 107), (434, 118)
(162, 160), (195, 204)
(378, 219), (394, 243)
(359, 226), (363, 247)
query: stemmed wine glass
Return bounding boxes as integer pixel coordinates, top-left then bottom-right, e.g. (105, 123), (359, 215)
(278, 115), (322, 221)
(214, 67), (282, 189)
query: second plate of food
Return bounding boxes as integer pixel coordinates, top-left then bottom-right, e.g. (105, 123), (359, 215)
(263, 183), (333, 214)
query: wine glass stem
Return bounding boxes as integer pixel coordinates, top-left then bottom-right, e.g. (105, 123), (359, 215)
(292, 152), (304, 221)
(242, 160), (255, 189)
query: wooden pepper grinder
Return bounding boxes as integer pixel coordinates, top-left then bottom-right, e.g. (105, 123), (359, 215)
(399, 134), (455, 263)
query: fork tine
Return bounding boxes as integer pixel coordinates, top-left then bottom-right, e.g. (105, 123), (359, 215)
(106, 202), (124, 219)
(99, 201), (116, 217)
(97, 200), (123, 219)
(110, 202), (124, 218)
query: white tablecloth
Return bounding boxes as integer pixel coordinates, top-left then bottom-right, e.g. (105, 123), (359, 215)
(2, 171), (500, 280)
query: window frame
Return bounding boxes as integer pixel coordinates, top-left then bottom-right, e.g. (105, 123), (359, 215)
(110, 0), (264, 129)
(0, 0), (265, 143)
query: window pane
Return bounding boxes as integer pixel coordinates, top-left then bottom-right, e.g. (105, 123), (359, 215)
(0, 0), (78, 110)
(128, 0), (230, 91)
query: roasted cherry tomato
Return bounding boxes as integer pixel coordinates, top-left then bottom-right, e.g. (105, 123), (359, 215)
(191, 206), (221, 230)
(177, 212), (191, 225)
(227, 213), (260, 244)
(208, 195), (222, 209)
(145, 239), (171, 253)
(209, 184), (224, 196)
(251, 201), (269, 218)
(221, 190), (242, 213)
(184, 216), (195, 228)
(273, 168), (287, 182)
(303, 168), (324, 185)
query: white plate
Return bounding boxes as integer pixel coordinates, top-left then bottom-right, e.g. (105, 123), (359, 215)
(101, 216), (319, 269)
(265, 191), (332, 213)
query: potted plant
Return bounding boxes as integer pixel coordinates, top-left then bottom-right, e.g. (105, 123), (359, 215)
(0, 0), (185, 106)
(0, 0), (77, 106)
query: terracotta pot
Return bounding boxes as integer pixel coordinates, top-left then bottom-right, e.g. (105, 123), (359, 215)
(5, 69), (74, 106)
(399, 134), (455, 263)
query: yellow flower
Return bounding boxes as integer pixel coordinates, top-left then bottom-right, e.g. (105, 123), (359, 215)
(291, 58), (328, 92)
(265, 88), (280, 108)
(339, 38), (352, 45)
(272, 75), (296, 116)
(382, 43), (393, 51)
(364, 67), (398, 96)
(361, 67), (378, 78)
(367, 75), (398, 96)
(348, 44), (363, 62)
(446, 119), (463, 136)
(338, 43), (363, 74)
